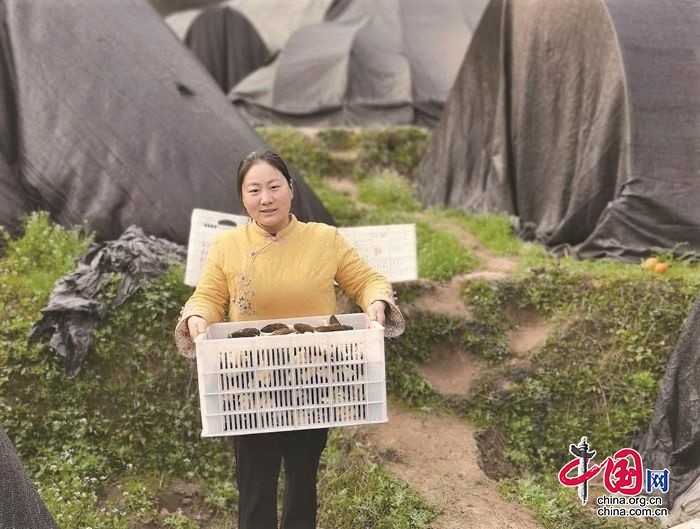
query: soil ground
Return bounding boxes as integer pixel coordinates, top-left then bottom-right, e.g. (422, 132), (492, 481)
(356, 264), (550, 528)
(358, 407), (539, 529)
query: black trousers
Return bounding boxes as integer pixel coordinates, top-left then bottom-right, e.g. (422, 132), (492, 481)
(233, 428), (328, 529)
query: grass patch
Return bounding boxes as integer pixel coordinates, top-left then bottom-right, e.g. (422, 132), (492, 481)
(312, 184), (366, 227)
(500, 476), (658, 529)
(356, 169), (421, 213)
(319, 429), (438, 528)
(384, 312), (474, 410)
(435, 209), (525, 256)
(416, 222), (480, 281)
(463, 264), (696, 472)
(458, 261), (697, 527)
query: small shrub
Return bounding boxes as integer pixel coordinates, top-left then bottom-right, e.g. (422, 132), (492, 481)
(355, 127), (430, 181)
(0, 211), (91, 294)
(257, 127), (337, 182)
(315, 128), (358, 151)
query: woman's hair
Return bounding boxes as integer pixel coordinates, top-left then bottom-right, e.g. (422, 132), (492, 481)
(236, 150), (293, 198)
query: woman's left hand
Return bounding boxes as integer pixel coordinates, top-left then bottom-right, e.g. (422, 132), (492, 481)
(368, 300), (387, 326)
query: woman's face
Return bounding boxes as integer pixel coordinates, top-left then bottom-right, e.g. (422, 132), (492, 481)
(241, 161), (293, 234)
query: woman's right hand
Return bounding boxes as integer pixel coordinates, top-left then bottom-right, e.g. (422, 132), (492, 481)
(187, 315), (208, 340)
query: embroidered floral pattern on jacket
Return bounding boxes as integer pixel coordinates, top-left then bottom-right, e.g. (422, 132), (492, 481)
(233, 273), (255, 315)
(231, 241), (279, 316)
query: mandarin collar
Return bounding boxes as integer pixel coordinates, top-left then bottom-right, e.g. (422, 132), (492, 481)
(250, 214), (298, 241)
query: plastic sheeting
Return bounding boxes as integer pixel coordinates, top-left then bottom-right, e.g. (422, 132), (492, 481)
(638, 296), (700, 516)
(164, 0), (335, 93)
(0, 427), (58, 529)
(166, 0), (334, 54)
(417, 0), (700, 260)
(181, 5), (270, 92)
(30, 226), (186, 377)
(230, 0), (489, 127)
(0, 0), (333, 245)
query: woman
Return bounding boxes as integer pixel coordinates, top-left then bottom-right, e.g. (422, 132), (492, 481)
(174, 150), (404, 529)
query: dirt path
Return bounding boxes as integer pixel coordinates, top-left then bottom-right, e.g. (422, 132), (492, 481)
(356, 310), (548, 528)
(359, 406), (540, 529)
(322, 154), (545, 526)
(357, 235), (548, 528)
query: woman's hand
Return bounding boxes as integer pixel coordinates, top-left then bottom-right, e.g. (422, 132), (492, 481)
(187, 315), (208, 340)
(367, 300), (387, 326)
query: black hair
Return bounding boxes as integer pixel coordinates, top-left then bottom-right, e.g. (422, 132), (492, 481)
(236, 150), (293, 198)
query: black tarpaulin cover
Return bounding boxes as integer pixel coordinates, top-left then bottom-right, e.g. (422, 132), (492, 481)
(0, 0), (333, 245)
(638, 295), (700, 516)
(180, 4), (270, 93)
(30, 226), (186, 377)
(0, 427), (58, 529)
(230, 0), (489, 127)
(166, 0), (334, 56)
(417, 0), (700, 260)
(164, 0), (334, 93)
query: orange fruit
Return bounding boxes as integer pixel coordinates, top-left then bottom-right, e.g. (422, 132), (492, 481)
(654, 262), (669, 274)
(643, 257), (659, 269)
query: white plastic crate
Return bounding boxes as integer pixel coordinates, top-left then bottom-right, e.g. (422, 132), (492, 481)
(337, 224), (417, 283)
(184, 208), (417, 286)
(195, 313), (387, 436)
(184, 209), (249, 286)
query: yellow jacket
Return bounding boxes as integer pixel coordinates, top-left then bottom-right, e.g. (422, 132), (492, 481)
(179, 216), (397, 327)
